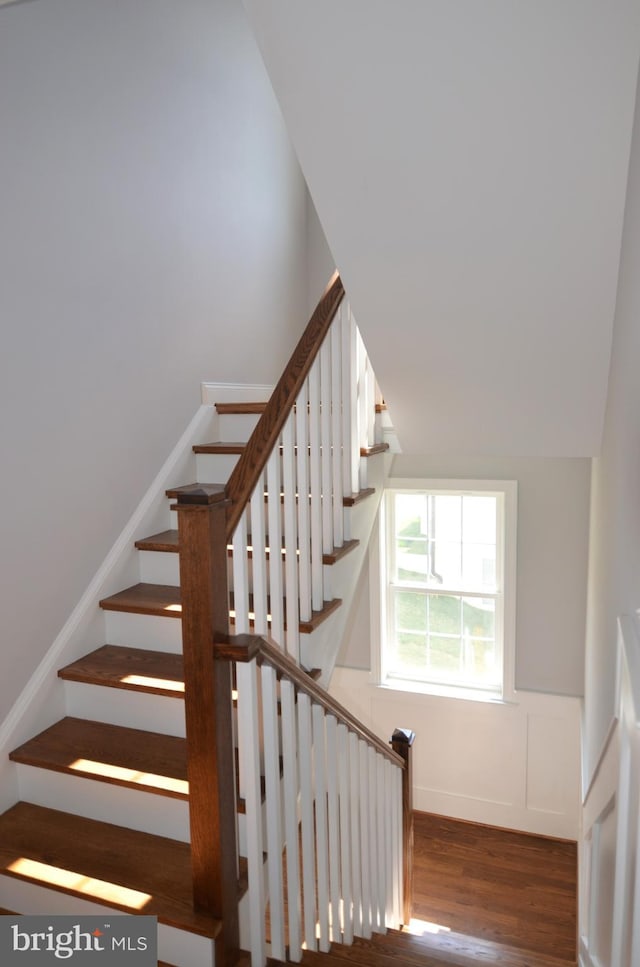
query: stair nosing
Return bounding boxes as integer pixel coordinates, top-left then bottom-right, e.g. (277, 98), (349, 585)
(58, 644), (185, 698)
(100, 583), (341, 632)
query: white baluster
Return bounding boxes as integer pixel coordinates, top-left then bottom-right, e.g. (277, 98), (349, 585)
(296, 379), (312, 624)
(368, 745), (380, 931)
(359, 740), (372, 938)
(348, 309), (360, 496)
(261, 664), (285, 960)
(384, 759), (394, 925)
(341, 304), (359, 501)
(349, 730), (362, 937)
(376, 753), (387, 929)
(356, 327), (369, 458)
(331, 311), (344, 548)
(232, 510), (250, 635)
(338, 724), (353, 944)
(394, 768), (404, 923)
(320, 336), (333, 556)
(309, 358), (324, 611)
(312, 703), (330, 951)
(282, 412), (299, 661)
(366, 357), (376, 451)
(250, 476), (268, 636)
(298, 692), (317, 949)
(281, 680), (302, 961)
(326, 715), (341, 943)
(267, 449), (285, 647)
(236, 660), (266, 967)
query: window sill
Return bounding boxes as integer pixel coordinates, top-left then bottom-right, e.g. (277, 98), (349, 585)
(375, 676), (517, 706)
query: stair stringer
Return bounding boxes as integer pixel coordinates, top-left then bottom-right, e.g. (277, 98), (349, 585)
(0, 385), (271, 814)
(300, 450), (393, 686)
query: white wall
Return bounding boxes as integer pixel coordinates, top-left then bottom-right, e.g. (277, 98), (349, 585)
(330, 452), (589, 839)
(580, 50), (640, 967)
(306, 196), (335, 313)
(340, 453), (591, 696)
(0, 0), (312, 725)
(243, 0), (640, 459)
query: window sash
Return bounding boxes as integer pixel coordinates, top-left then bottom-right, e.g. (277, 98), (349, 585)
(382, 487), (507, 695)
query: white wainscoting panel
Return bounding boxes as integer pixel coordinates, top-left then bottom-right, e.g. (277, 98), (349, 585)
(329, 666), (581, 839)
(580, 613), (640, 967)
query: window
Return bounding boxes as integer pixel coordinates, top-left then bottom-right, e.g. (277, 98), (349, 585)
(378, 479), (516, 701)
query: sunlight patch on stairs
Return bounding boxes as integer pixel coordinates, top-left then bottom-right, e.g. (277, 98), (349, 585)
(6, 858), (151, 909)
(68, 758), (188, 797)
(120, 674), (184, 693)
(405, 916), (452, 937)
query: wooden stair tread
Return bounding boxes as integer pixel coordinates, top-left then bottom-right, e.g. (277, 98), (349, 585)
(10, 718), (188, 800)
(323, 539), (360, 564)
(135, 530), (179, 553)
(343, 487), (376, 507)
(0, 802), (222, 937)
(100, 584), (182, 619)
(360, 442), (389, 457)
(166, 479), (374, 511)
(229, 591), (341, 633)
(101, 583), (341, 632)
(193, 441), (246, 454)
(58, 645), (184, 696)
(215, 402), (266, 414)
(195, 442), (370, 456)
(132, 528), (357, 566)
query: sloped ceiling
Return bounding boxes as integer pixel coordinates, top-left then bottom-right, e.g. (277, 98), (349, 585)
(243, 0), (640, 456)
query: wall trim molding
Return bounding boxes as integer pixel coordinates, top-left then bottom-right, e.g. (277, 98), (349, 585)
(329, 665), (581, 840)
(583, 712), (619, 805)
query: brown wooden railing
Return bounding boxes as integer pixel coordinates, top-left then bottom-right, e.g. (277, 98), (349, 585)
(224, 270), (345, 537)
(175, 275), (412, 966)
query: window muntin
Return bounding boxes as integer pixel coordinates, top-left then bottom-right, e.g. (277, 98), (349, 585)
(383, 487), (510, 696)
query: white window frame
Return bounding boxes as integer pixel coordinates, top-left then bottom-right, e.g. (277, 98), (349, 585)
(373, 478), (517, 703)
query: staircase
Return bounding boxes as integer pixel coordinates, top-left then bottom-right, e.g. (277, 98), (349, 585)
(0, 276), (409, 967)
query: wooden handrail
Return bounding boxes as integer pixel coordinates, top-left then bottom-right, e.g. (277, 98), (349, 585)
(216, 633), (404, 768)
(224, 271), (345, 537)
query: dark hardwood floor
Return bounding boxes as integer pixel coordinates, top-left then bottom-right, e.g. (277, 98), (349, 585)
(411, 812), (578, 964)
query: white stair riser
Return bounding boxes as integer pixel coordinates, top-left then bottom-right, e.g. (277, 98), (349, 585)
(136, 548), (334, 603)
(103, 612), (182, 653)
(0, 880), (215, 967)
(217, 413), (261, 441)
(15, 766), (190, 843)
(138, 550), (180, 586)
(195, 452), (240, 482)
(64, 682), (186, 738)
(16, 759), (260, 868)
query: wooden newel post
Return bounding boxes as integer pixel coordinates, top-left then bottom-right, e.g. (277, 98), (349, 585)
(391, 727), (416, 926)
(175, 488), (239, 966)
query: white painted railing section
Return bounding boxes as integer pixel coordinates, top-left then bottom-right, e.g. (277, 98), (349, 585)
(228, 302), (404, 965)
(228, 302), (376, 660)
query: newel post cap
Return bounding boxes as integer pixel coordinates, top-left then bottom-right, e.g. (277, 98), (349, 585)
(391, 728), (416, 746)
